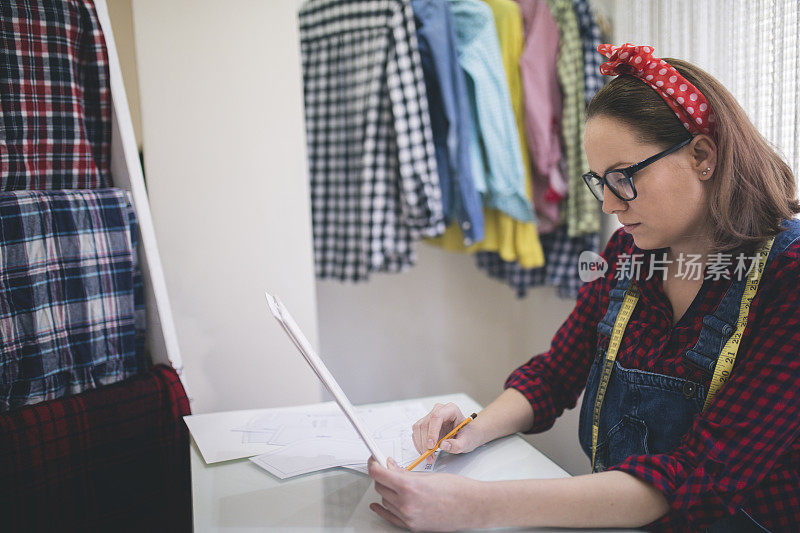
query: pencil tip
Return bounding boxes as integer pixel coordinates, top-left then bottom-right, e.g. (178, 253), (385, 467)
(470, 413), (477, 419)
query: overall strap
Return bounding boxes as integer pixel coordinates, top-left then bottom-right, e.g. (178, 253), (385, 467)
(685, 219), (800, 408)
(596, 274), (634, 341)
(701, 237), (773, 410)
(765, 218), (800, 263)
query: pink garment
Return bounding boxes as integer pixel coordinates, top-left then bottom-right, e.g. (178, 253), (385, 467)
(517, 0), (567, 234)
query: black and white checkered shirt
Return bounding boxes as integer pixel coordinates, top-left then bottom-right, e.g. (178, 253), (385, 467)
(300, 0), (444, 281)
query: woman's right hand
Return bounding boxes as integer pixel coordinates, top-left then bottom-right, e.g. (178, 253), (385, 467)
(411, 403), (484, 462)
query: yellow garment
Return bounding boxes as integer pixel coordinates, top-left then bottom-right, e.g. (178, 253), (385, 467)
(428, 206), (543, 268)
(428, 0), (544, 269)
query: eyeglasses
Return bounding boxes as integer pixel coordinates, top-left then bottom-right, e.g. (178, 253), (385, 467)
(582, 138), (693, 202)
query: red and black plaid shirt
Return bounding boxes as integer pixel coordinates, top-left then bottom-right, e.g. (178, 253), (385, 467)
(506, 227), (800, 531)
(0, 0), (111, 189)
(0, 365), (191, 532)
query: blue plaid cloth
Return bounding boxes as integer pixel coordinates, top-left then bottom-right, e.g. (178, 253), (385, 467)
(476, 226), (599, 298)
(0, 189), (147, 412)
(572, 0), (604, 106)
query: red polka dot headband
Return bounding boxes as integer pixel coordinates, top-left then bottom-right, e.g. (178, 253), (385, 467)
(597, 43), (715, 137)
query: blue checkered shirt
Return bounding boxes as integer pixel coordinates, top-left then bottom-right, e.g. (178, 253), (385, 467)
(476, 226), (599, 298)
(0, 189), (147, 411)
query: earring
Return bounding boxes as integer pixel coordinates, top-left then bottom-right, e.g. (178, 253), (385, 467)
(701, 167), (711, 176)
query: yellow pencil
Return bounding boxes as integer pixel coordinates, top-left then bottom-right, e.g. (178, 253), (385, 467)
(406, 413), (477, 471)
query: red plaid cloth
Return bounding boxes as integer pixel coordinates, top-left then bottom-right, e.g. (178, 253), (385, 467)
(0, 364), (191, 532)
(0, 0), (111, 189)
(506, 227), (800, 531)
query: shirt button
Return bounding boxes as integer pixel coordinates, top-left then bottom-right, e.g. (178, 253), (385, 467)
(462, 221), (471, 230)
(463, 238), (473, 246)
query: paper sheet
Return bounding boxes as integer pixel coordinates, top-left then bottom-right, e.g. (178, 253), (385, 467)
(185, 400), (433, 469)
(235, 403), (426, 443)
(233, 411), (361, 445)
(250, 438), (400, 479)
(243, 402), (435, 478)
(184, 401), (342, 464)
(265, 292), (390, 466)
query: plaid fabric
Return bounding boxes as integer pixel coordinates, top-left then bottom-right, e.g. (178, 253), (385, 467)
(0, 364), (191, 533)
(0, 0), (111, 189)
(300, 0), (444, 281)
(546, 0), (600, 238)
(0, 189), (147, 412)
(128, 196), (146, 365)
(475, 225), (599, 298)
(572, 0), (604, 105)
(505, 227), (800, 531)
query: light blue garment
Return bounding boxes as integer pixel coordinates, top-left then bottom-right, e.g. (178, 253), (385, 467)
(411, 0), (484, 243)
(447, 0), (535, 223)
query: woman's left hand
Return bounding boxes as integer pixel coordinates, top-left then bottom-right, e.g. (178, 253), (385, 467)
(367, 456), (482, 532)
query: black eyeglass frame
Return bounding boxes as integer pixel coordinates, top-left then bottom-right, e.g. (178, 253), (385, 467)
(582, 137), (693, 202)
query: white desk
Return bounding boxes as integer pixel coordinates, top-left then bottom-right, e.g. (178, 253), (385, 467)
(190, 393), (639, 532)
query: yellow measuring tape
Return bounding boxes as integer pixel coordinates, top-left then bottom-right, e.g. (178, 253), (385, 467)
(590, 238), (774, 472)
(703, 237), (774, 411)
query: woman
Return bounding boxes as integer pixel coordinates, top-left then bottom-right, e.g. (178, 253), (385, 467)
(368, 44), (800, 532)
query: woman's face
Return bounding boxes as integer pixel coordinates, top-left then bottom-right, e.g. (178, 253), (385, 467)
(584, 115), (712, 252)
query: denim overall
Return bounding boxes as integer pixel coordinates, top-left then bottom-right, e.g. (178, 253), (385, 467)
(578, 219), (800, 532)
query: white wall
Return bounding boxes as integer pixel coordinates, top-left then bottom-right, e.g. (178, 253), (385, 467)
(106, 0), (142, 149)
(124, 0), (616, 475)
(317, 223), (616, 476)
(131, 0), (322, 414)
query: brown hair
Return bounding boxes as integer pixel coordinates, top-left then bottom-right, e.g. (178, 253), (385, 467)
(587, 58), (800, 254)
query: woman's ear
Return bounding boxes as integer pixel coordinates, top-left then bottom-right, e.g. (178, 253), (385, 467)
(690, 134), (717, 180)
